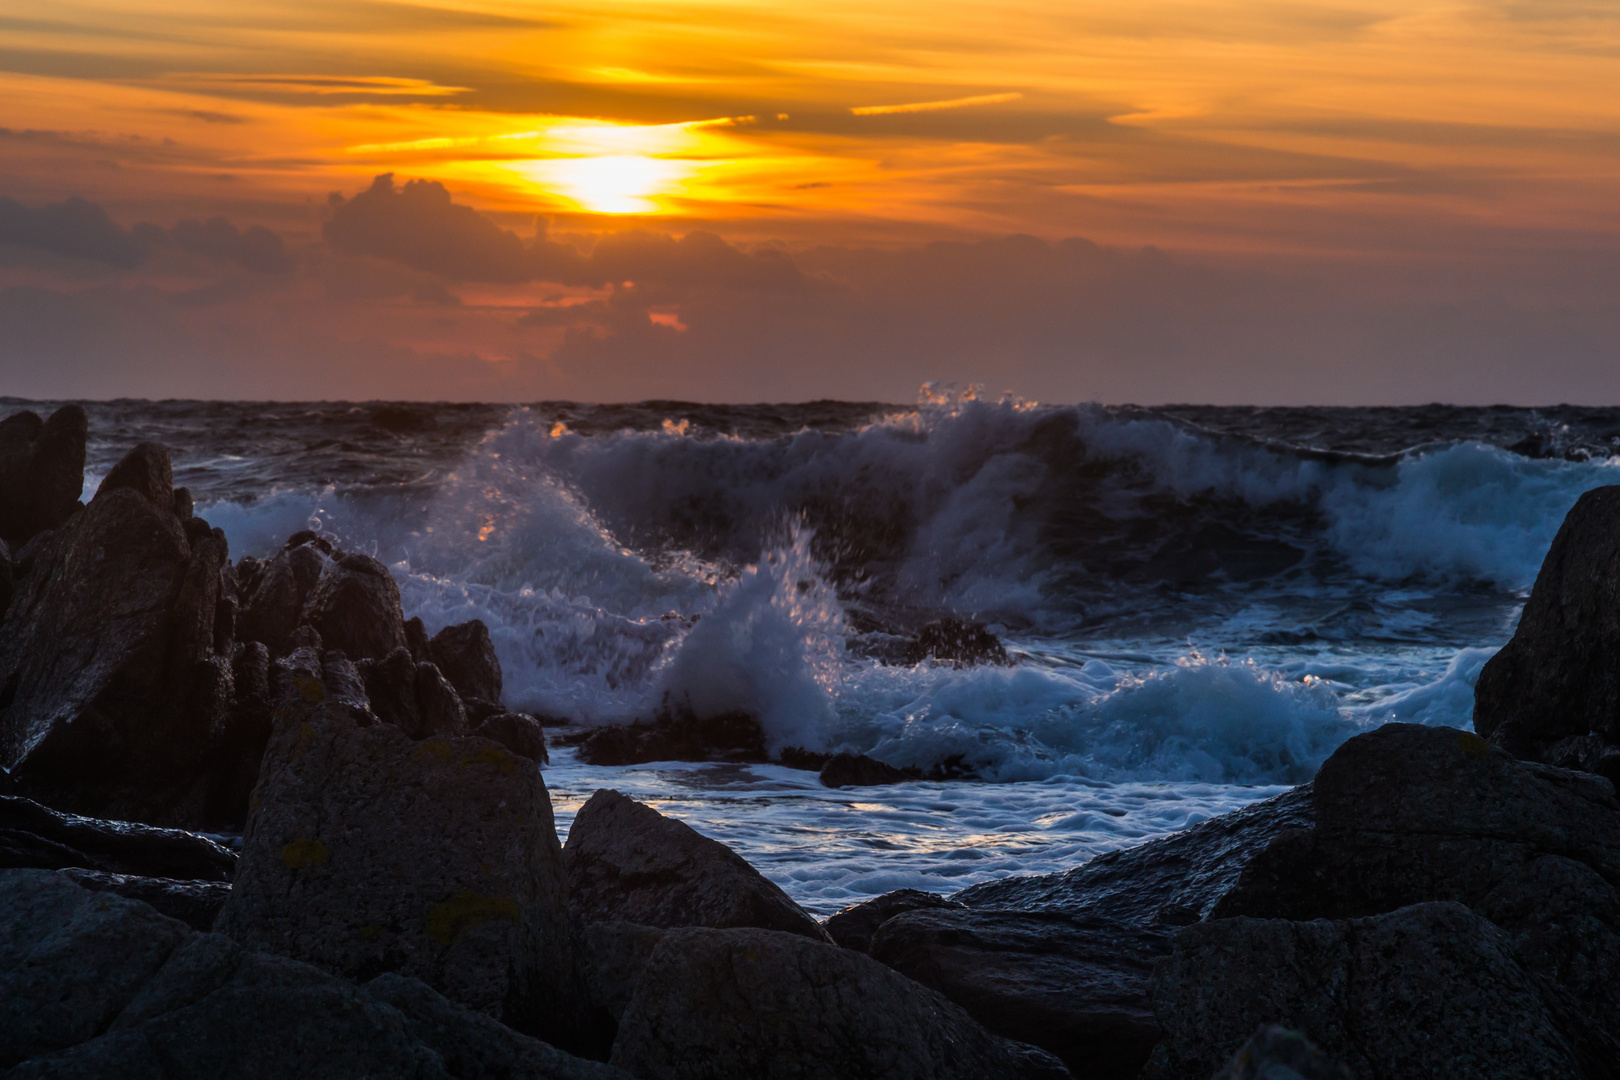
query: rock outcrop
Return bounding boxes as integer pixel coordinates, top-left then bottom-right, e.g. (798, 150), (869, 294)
(610, 926), (1073, 1080)
(869, 909), (1168, 1080)
(0, 404), (86, 548)
(818, 751), (914, 787)
(576, 709), (769, 766)
(1475, 485), (1620, 757)
(564, 788), (829, 942)
(1142, 901), (1617, 1080)
(0, 444), (243, 826)
(214, 700), (573, 1041)
(2, 868), (617, 1080)
(430, 618), (503, 703)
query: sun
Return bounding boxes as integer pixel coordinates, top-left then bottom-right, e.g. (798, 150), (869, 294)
(512, 154), (694, 214)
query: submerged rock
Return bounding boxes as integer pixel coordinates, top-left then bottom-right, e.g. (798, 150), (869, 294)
(1475, 485), (1620, 752)
(214, 701), (573, 1041)
(0, 795), (236, 881)
(610, 927), (1072, 1080)
(870, 908), (1167, 1080)
(900, 618), (1010, 667)
(1142, 901), (1616, 1080)
(0, 405), (86, 549)
(576, 710), (768, 766)
(954, 784), (1315, 923)
(824, 888), (966, 953)
(564, 788), (829, 943)
(818, 751), (915, 788)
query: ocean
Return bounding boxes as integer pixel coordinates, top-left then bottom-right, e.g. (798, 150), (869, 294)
(18, 391), (1619, 916)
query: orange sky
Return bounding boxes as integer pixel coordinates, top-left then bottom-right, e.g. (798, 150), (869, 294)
(7, 0), (1620, 251)
(2, 1), (1620, 403)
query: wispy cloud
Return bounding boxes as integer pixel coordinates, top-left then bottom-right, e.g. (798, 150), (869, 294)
(851, 92), (1022, 116)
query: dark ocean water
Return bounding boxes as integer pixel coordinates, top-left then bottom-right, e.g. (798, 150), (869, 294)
(9, 392), (1612, 912)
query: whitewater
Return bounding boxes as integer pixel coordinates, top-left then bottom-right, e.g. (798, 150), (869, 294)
(29, 391), (1620, 916)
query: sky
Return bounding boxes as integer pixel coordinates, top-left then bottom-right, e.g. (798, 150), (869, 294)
(1, 0), (1619, 403)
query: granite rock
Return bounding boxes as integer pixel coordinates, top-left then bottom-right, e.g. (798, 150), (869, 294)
(824, 887), (965, 953)
(429, 619), (503, 703)
(0, 405), (86, 548)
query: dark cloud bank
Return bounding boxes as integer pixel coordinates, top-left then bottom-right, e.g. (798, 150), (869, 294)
(1, 175), (1618, 403)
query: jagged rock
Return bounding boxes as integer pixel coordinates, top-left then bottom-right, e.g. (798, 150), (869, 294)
(824, 888), (965, 953)
(57, 868), (230, 931)
(869, 909), (1168, 1080)
(1475, 486), (1620, 751)
(955, 784), (1315, 923)
(1210, 1026), (1352, 1080)
(0, 405), (86, 548)
(1142, 902), (1617, 1080)
(406, 615), (433, 662)
(416, 659), (468, 737)
(302, 551), (408, 661)
(0, 441), (242, 827)
(360, 646), (422, 730)
(611, 927), (1072, 1080)
(321, 648), (374, 720)
(214, 701), (573, 1041)
(365, 972), (632, 1080)
(576, 709), (767, 765)
(564, 789), (829, 942)
(900, 618), (1010, 666)
(0, 868), (194, 1068)
(430, 619), (503, 703)
(0, 795), (235, 880)
(172, 486), (194, 521)
(97, 441), (173, 511)
(473, 712), (549, 764)
(1544, 733), (1620, 786)
(818, 751), (914, 787)
(237, 537), (327, 656)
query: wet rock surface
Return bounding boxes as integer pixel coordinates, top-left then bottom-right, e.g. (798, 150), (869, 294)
(818, 751), (915, 787)
(564, 788), (830, 942)
(954, 783), (1315, 922)
(575, 709), (769, 766)
(0, 795), (236, 881)
(57, 868), (230, 931)
(214, 700), (573, 1040)
(611, 926), (1072, 1080)
(869, 908), (1168, 1080)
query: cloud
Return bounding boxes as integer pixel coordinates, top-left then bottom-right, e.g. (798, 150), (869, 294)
(170, 216), (296, 274)
(851, 92), (1022, 116)
(0, 195), (147, 268)
(323, 174), (812, 292)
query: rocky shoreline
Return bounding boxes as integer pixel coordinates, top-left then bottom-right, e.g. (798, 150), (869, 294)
(5, 408), (1620, 1078)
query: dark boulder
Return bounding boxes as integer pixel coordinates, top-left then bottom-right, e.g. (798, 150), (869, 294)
(215, 699), (574, 1041)
(824, 888), (965, 953)
(473, 711), (549, 765)
(302, 551), (408, 661)
(610, 927), (1072, 1080)
(0, 405), (86, 548)
(359, 646), (422, 731)
(900, 618), (1010, 666)
(406, 615), (433, 662)
(819, 751), (915, 787)
(96, 441), (173, 511)
(364, 972), (633, 1080)
(1475, 485), (1620, 751)
(57, 868), (230, 931)
(415, 658), (468, 737)
(954, 784), (1315, 924)
(576, 709), (768, 766)
(564, 788), (829, 942)
(0, 795), (235, 880)
(1142, 902), (1618, 1080)
(236, 537), (327, 656)
(430, 618), (503, 703)
(869, 908), (1168, 1080)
